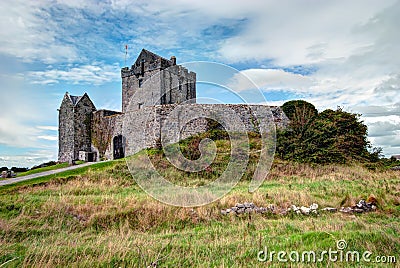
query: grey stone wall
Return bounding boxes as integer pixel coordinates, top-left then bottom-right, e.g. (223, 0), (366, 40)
(58, 94), (75, 162)
(72, 95), (96, 160)
(117, 104), (289, 158)
(160, 65), (196, 105)
(121, 49), (196, 112)
(91, 110), (122, 160)
(121, 68), (162, 112)
(58, 93), (96, 163)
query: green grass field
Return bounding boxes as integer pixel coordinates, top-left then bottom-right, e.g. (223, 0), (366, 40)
(16, 161), (86, 177)
(0, 134), (399, 267)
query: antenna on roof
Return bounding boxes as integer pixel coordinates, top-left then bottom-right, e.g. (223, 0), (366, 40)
(124, 44), (128, 67)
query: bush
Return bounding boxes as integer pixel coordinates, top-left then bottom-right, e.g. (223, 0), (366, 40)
(277, 101), (371, 164)
(30, 161), (57, 170)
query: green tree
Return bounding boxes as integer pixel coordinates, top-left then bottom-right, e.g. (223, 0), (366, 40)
(281, 100), (318, 135)
(277, 100), (318, 161)
(303, 108), (369, 163)
(277, 101), (371, 164)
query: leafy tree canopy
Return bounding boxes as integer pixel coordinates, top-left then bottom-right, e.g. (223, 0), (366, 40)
(277, 101), (373, 164)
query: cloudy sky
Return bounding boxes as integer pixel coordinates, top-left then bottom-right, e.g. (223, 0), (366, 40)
(0, 0), (399, 168)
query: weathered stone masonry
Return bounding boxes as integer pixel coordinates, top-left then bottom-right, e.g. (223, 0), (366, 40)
(58, 49), (289, 163)
(58, 93), (96, 163)
(119, 104), (288, 157)
(121, 49), (195, 112)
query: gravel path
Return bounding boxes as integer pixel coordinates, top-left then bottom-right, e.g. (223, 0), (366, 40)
(0, 162), (100, 186)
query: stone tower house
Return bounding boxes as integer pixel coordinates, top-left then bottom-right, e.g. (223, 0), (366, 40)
(121, 49), (196, 112)
(58, 92), (96, 163)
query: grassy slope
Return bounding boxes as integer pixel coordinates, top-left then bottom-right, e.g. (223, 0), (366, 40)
(0, 133), (399, 267)
(16, 161), (86, 177)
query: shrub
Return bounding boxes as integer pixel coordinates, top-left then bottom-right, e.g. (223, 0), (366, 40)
(277, 101), (371, 164)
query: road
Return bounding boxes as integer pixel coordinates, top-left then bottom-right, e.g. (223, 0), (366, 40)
(0, 162), (99, 186)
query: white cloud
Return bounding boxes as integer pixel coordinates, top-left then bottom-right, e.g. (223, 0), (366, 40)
(0, 74), (42, 148)
(0, 74), (59, 149)
(28, 63), (120, 85)
(217, 1), (397, 65)
(228, 68), (314, 92)
(37, 126), (58, 131)
(0, 149), (57, 168)
(0, 117), (40, 148)
(37, 135), (58, 141)
(0, 1), (79, 63)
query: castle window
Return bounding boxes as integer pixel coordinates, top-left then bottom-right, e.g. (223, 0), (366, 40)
(140, 59), (145, 75)
(138, 79), (143, 88)
(138, 103), (143, 109)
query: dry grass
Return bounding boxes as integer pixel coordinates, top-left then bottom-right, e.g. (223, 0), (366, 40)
(0, 145), (399, 266)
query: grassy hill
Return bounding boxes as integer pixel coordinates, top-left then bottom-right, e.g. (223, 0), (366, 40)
(0, 132), (399, 267)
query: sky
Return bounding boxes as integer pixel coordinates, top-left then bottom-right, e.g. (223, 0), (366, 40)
(0, 0), (399, 168)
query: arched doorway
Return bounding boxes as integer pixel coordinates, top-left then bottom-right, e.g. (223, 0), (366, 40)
(113, 135), (124, 159)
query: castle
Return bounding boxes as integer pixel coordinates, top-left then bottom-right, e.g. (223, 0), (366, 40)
(58, 49), (288, 163)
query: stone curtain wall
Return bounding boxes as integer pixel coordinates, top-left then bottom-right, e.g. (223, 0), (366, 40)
(103, 114), (124, 160)
(91, 110), (122, 160)
(109, 104), (289, 159)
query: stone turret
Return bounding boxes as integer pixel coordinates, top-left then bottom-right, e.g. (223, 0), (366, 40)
(58, 92), (96, 163)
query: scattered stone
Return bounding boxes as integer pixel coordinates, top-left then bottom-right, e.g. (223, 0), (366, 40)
(356, 200), (366, 208)
(339, 207), (353, 213)
(259, 207), (267, 214)
(236, 203), (244, 208)
(220, 202), (274, 216)
(321, 207), (337, 213)
(287, 203), (318, 215)
(338, 199), (377, 214)
(244, 202), (255, 208)
(220, 199), (377, 216)
(279, 209), (288, 215)
(300, 206), (310, 215)
(287, 205), (299, 214)
(353, 208), (364, 213)
(290, 205), (299, 212)
(245, 208), (253, 213)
